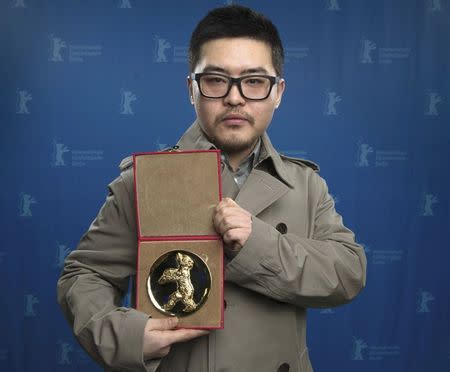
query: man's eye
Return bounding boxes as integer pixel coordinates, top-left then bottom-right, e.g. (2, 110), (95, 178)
(204, 76), (227, 84)
(244, 77), (265, 86)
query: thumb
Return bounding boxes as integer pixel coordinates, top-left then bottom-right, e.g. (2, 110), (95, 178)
(147, 317), (179, 331)
(222, 197), (238, 206)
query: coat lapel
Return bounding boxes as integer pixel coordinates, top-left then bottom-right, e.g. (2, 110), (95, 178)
(235, 169), (290, 216)
(233, 132), (293, 216)
(221, 166), (240, 200)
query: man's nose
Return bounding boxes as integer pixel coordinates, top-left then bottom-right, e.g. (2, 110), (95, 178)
(224, 83), (245, 106)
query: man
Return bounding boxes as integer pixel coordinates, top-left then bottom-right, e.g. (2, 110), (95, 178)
(57, 5), (366, 372)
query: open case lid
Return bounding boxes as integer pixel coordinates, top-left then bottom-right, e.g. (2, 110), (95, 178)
(133, 150), (222, 239)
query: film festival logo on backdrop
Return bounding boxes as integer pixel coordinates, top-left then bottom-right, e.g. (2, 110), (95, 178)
(324, 91), (342, 116)
(154, 35), (171, 62)
(56, 242), (71, 269)
(425, 92), (444, 116)
(422, 193), (438, 216)
(356, 140), (407, 168)
(49, 35), (66, 62)
(352, 337), (368, 360)
(57, 341), (89, 366)
(16, 89), (32, 114)
(428, 0), (442, 12)
(285, 46), (310, 63)
(120, 90), (137, 115)
(362, 242), (404, 265)
(417, 289), (434, 313)
(18, 193), (37, 217)
(51, 140), (104, 167)
(11, 0), (26, 8)
(118, 0), (132, 8)
(320, 308), (335, 314)
(49, 34), (102, 63)
(155, 137), (168, 151)
(57, 341), (74, 365)
(360, 40), (376, 64)
(356, 141), (373, 167)
(153, 35), (188, 63)
(326, 0), (341, 11)
(52, 141), (70, 167)
(24, 294), (39, 317)
(351, 337), (400, 361)
(360, 38), (410, 64)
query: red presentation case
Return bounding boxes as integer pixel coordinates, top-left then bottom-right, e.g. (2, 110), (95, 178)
(133, 150), (224, 329)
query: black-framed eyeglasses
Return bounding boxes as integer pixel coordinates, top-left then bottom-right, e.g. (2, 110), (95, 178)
(190, 73), (280, 101)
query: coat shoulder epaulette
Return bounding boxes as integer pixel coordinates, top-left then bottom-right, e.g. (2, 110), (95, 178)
(119, 156), (134, 172)
(279, 154), (320, 172)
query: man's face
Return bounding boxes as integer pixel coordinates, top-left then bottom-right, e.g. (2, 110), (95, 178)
(188, 38), (285, 155)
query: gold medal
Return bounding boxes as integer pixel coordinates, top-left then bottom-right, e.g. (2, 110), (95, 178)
(147, 251), (211, 316)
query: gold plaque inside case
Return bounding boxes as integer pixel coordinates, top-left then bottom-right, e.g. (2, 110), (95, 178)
(147, 250), (212, 316)
(137, 240), (222, 328)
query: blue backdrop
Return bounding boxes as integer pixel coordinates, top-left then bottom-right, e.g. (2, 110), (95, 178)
(1, 1), (449, 371)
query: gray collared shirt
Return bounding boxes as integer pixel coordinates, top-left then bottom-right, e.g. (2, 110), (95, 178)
(220, 139), (262, 188)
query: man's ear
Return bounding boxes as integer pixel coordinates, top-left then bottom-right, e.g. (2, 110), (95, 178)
(275, 78), (286, 109)
(187, 76), (194, 105)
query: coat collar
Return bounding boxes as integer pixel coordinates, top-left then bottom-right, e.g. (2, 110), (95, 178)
(175, 121), (294, 188)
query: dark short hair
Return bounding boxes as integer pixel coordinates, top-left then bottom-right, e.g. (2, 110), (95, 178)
(189, 5), (285, 76)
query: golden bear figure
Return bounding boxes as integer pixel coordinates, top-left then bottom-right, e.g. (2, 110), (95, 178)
(158, 252), (197, 312)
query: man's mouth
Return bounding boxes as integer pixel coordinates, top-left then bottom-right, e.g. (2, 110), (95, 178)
(220, 113), (252, 125)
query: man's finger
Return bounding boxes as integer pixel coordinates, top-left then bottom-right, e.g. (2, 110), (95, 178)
(146, 317), (179, 331)
(216, 198), (237, 212)
(160, 328), (209, 348)
(216, 213), (252, 234)
(222, 197), (235, 205)
(223, 229), (240, 244)
(223, 227), (251, 246)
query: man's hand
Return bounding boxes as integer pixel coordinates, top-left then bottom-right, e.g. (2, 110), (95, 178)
(213, 197), (252, 252)
(143, 317), (208, 360)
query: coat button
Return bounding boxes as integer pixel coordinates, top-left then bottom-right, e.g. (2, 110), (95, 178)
(276, 223), (287, 234)
(277, 363), (290, 372)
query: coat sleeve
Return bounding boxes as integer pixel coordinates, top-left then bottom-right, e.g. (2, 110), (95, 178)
(225, 171), (367, 308)
(56, 170), (161, 372)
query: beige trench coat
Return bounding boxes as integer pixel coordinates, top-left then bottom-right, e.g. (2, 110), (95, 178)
(57, 121), (367, 372)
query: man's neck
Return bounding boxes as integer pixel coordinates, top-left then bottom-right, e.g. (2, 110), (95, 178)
(225, 140), (259, 171)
